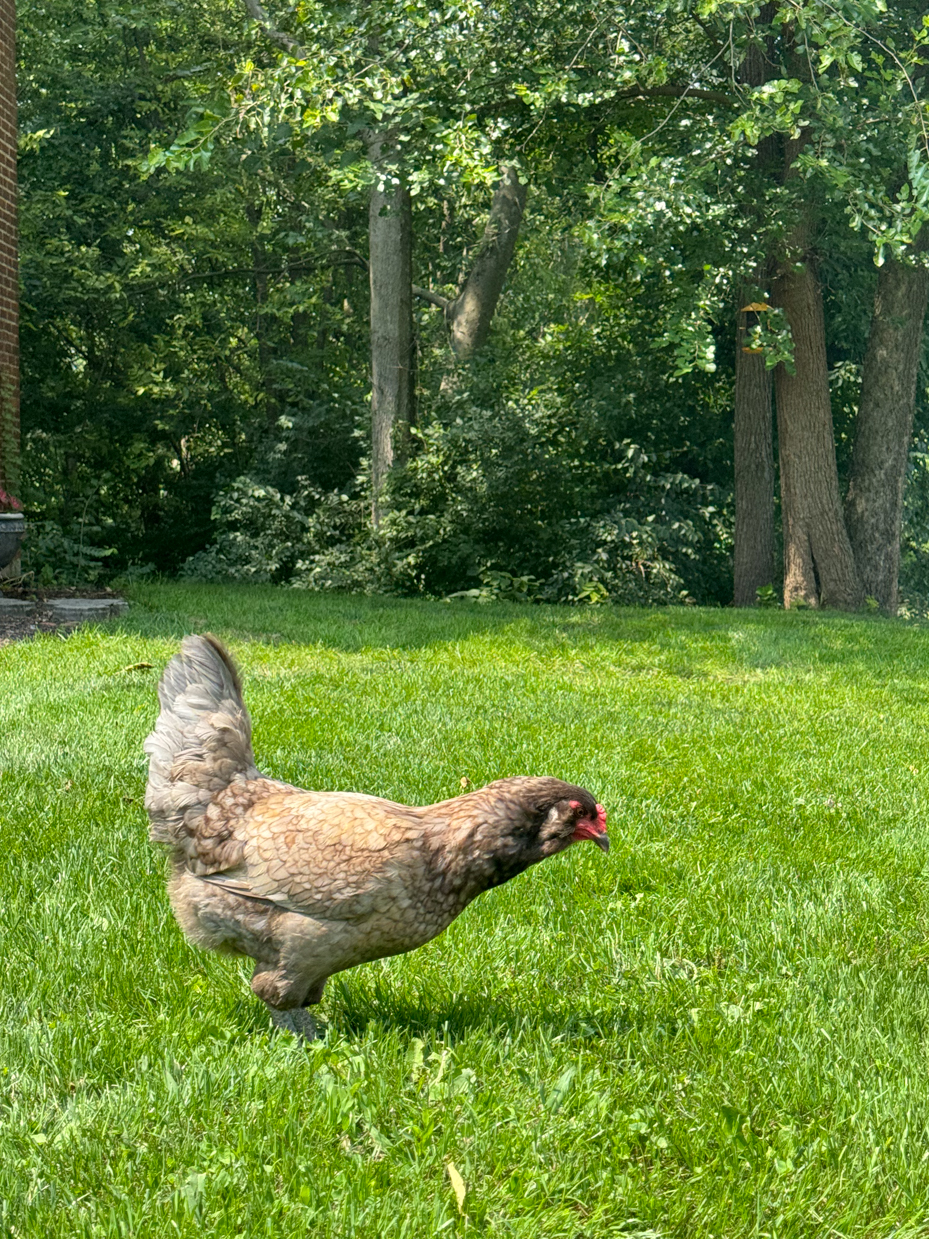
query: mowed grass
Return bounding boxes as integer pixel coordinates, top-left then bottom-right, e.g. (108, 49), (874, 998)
(3, 584), (929, 1237)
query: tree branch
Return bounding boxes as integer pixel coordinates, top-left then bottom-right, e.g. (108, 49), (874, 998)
(614, 84), (735, 106)
(130, 252), (367, 294)
(241, 0), (308, 58)
(445, 165), (527, 358)
(412, 285), (451, 312)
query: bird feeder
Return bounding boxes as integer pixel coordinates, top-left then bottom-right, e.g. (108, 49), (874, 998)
(740, 302), (770, 353)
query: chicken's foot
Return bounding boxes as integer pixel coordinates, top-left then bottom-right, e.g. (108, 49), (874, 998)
(268, 1006), (319, 1041)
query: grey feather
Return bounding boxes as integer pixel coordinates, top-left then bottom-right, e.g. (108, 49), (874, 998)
(144, 634), (260, 851)
(197, 873), (303, 912)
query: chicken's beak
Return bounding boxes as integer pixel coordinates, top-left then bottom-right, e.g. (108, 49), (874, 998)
(569, 818), (610, 852)
(590, 802), (609, 852)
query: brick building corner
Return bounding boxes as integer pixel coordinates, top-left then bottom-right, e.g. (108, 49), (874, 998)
(0, 0), (19, 498)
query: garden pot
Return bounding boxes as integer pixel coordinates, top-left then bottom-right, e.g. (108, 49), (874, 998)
(0, 513), (26, 570)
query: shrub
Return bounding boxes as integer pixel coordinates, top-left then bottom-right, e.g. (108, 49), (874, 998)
(183, 388), (730, 605)
(19, 518), (116, 587)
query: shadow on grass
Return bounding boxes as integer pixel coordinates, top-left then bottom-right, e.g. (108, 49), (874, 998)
(223, 981), (639, 1045)
(118, 583), (553, 652)
(312, 977), (639, 1045)
(113, 581), (920, 676)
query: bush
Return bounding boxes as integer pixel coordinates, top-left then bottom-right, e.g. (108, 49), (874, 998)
(183, 388), (731, 605)
(19, 518), (117, 587)
(180, 479), (311, 585)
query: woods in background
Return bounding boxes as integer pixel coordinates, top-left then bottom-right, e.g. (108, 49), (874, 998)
(15, 0), (929, 610)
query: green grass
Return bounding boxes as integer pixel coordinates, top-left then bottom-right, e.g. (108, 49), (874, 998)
(3, 583), (929, 1237)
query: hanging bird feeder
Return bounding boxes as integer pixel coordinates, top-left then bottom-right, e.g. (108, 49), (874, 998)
(740, 302), (770, 353)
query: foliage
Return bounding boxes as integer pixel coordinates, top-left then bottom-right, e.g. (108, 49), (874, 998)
(17, 0), (371, 576)
(755, 583), (780, 609)
(20, 518), (117, 586)
(14, 0), (929, 602)
(181, 477), (312, 585)
(182, 382), (731, 605)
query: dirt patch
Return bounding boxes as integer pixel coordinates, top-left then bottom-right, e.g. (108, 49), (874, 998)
(0, 585), (122, 602)
(0, 587), (127, 646)
(0, 606), (77, 646)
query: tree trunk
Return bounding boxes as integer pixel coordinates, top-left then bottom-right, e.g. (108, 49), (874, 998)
(413, 166), (527, 363)
(772, 258), (863, 609)
(367, 141), (414, 525)
(731, 7), (778, 606)
(844, 254), (929, 613)
(447, 167), (527, 358)
(733, 321), (775, 605)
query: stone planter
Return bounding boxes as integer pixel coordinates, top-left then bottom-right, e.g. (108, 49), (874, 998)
(0, 512), (25, 570)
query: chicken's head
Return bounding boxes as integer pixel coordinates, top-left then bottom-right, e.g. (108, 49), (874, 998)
(464, 777), (609, 888)
(533, 784), (609, 857)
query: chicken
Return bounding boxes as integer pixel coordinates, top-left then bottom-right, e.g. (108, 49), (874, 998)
(144, 635), (608, 1038)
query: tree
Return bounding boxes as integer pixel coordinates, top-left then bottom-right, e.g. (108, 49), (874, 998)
(234, 0), (615, 516)
(367, 137), (414, 523)
(845, 248), (929, 611)
(414, 166), (529, 361)
(733, 2), (929, 609)
(771, 236), (863, 608)
(608, 0), (929, 610)
(733, 314), (775, 606)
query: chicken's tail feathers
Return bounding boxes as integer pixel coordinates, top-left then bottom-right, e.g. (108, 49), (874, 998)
(144, 634), (260, 849)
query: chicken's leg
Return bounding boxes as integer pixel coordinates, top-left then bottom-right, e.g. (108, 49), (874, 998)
(268, 1005), (319, 1041)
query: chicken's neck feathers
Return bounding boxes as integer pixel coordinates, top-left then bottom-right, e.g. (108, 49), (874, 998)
(419, 800), (536, 904)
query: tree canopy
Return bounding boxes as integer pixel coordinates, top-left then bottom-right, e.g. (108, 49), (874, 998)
(15, 0), (929, 609)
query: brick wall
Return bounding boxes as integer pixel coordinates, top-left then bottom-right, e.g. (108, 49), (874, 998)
(0, 0), (18, 496)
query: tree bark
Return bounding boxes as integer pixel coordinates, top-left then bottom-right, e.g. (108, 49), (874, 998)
(367, 140), (414, 525)
(772, 258), (863, 609)
(844, 254), (929, 613)
(733, 320), (775, 605)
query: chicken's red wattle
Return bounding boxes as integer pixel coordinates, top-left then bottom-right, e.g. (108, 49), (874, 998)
(569, 802), (609, 852)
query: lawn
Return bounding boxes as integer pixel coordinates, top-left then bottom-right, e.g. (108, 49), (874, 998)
(3, 583), (929, 1237)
